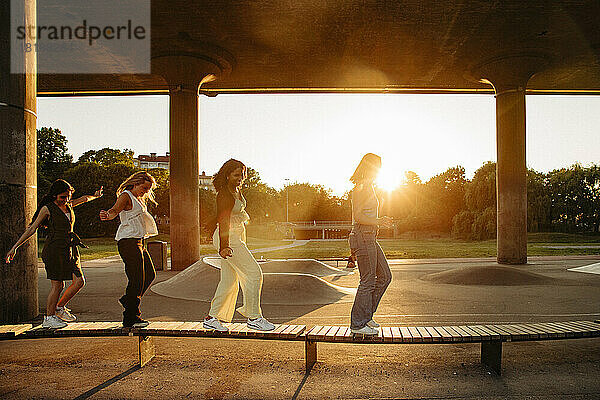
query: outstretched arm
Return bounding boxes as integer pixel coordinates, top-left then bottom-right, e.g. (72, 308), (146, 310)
(99, 192), (130, 221)
(5, 206), (50, 263)
(71, 186), (103, 207)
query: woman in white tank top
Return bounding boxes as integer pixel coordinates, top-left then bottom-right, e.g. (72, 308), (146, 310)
(100, 171), (158, 328)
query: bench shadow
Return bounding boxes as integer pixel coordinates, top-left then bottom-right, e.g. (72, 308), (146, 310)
(291, 370), (311, 400)
(72, 364), (140, 400)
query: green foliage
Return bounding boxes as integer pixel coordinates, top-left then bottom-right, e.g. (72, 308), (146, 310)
(37, 127), (74, 196)
(78, 147), (135, 167)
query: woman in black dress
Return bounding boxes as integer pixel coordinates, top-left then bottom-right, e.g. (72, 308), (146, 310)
(5, 179), (103, 328)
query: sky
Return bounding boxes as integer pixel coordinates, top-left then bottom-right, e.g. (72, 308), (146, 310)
(37, 94), (600, 195)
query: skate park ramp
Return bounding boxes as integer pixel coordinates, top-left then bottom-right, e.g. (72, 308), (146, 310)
(151, 259), (356, 305)
(203, 257), (352, 277)
(420, 265), (561, 286)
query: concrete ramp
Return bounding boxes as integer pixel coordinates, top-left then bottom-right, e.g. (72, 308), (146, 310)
(202, 257), (352, 277)
(151, 259), (356, 305)
(420, 265), (560, 286)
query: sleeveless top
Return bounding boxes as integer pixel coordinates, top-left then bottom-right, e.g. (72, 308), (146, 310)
(41, 202), (85, 268)
(229, 195), (250, 230)
(115, 190), (158, 240)
(351, 185), (379, 225)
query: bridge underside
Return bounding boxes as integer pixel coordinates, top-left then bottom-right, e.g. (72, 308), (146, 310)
(2, 0), (599, 322)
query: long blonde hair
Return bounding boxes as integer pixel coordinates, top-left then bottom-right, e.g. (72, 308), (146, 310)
(350, 153), (382, 185)
(116, 171), (158, 206)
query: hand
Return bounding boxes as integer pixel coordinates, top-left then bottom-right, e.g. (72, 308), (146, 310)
(94, 186), (104, 198)
(5, 248), (16, 264)
(99, 210), (110, 221)
(219, 247), (233, 259)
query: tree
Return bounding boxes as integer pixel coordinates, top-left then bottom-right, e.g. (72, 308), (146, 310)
(78, 148), (135, 167)
(37, 127), (74, 196)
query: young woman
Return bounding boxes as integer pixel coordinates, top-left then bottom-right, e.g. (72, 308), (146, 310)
(5, 179), (103, 328)
(348, 153), (393, 335)
(99, 171), (158, 328)
(203, 159), (275, 332)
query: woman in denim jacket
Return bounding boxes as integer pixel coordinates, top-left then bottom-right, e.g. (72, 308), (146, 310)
(348, 153), (393, 335)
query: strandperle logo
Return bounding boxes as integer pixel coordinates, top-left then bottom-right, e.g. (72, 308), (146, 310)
(15, 19), (147, 47)
(11, 0), (150, 74)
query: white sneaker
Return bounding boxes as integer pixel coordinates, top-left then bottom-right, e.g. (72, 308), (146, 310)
(55, 306), (76, 322)
(367, 319), (380, 328)
(247, 317), (275, 331)
(42, 315), (68, 329)
(203, 317), (228, 332)
(351, 325), (378, 335)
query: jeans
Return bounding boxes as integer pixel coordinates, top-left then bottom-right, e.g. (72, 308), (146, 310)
(349, 225), (392, 330)
(117, 238), (156, 323)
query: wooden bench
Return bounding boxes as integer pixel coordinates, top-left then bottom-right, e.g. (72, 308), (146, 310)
(2, 320), (599, 375)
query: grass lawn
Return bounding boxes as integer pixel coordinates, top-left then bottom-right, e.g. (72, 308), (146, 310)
(37, 235), (292, 261)
(37, 232), (600, 261)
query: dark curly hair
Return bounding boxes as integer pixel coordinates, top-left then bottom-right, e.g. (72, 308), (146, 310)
(212, 159), (247, 193)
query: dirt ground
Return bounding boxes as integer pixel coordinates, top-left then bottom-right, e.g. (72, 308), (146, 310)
(1, 255), (600, 399)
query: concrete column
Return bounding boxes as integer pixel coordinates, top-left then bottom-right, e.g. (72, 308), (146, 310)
(473, 53), (549, 265)
(152, 53), (232, 270)
(0, 0), (39, 322)
(495, 86), (527, 264)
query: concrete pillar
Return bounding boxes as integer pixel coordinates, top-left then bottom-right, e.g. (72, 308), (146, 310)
(0, 0), (39, 322)
(473, 53), (549, 265)
(152, 53), (232, 270)
(495, 86), (527, 264)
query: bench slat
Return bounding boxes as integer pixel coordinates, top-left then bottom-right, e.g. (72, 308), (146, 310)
(0, 324), (32, 338)
(465, 325), (492, 341)
(458, 326), (481, 341)
(528, 322), (564, 338)
(471, 325), (500, 340)
(390, 327), (402, 343)
(482, 325), (512, 340)
(424, 327), (442, 342)
(408, 327), (422, 343)
(326, 326), (340, 339)
(511, 324), (543, 339)
(382, 327), (393, 343)
(332, 326), (350, 342)
(568, 321), (600, 334)
(399, 327), (413, 343)
(432, 326), (454, 342)
(452, 326), (474, 342)
(442, 326), (465, 342)
(306, 325), (322, 339)
(534, 323), (567, 338)
(559, 321), (596, 337)
(498, 324), (530, 340)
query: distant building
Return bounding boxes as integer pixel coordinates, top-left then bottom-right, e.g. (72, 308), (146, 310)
(199, 171), (215, 192)
(134, 152), (170, 170)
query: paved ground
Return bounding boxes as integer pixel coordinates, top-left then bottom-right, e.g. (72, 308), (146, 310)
(1, 255), (600, 399)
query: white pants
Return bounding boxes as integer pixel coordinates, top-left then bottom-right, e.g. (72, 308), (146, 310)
(209, 225), (263, 321)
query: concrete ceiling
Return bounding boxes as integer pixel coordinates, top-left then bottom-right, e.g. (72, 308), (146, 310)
(38, 0), (600, 95)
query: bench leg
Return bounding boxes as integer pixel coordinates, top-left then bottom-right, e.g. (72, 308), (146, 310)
(481, 341), (502, 375)
(305, 340), (317, 372)
(138, 335), (155, 367)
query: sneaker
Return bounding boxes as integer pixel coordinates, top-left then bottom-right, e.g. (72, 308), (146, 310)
(42, 315), (68, 329)
(367, 319), (380, 328)
(55, 306), (76, 322)
(203, 317), (229, 332)
(351, 325), (378, 335)
(247, 317), (275, 331)
(123, 317), (149, 328)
